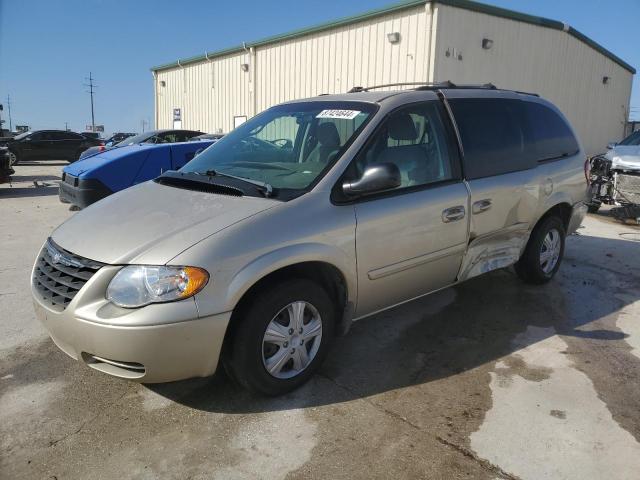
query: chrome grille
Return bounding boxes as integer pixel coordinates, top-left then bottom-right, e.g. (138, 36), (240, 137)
(33, 239), (103, 311)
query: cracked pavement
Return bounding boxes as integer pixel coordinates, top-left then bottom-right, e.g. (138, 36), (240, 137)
(2, 162), (640, 479)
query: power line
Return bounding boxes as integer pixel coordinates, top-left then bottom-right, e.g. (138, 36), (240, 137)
(83, 72), (97, 132)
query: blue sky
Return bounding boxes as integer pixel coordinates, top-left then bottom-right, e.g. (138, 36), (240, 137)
(0, 0), (637, 134)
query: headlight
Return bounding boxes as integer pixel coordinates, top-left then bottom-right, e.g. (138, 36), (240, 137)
(106, 265), (209, 308)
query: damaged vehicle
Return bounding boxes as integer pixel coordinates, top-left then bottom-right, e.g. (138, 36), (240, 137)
(587, 130), (640, 216)
(31, 84), (588, 395)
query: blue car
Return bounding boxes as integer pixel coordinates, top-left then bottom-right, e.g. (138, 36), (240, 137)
(59, 140), (214, 208)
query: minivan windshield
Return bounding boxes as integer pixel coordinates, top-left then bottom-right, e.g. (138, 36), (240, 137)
(180, 102), (376, 196)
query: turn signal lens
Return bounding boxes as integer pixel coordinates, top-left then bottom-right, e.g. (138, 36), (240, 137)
(180, 266), (209, 298)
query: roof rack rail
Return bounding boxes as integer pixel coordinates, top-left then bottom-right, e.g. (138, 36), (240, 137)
(512, 90), (540, 97)
(347, 81), (498, 93)
(348, 81), (452, 92)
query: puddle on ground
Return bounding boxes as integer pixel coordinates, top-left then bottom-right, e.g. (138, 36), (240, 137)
(470, 326), (640, 480)
(213, 409), (317, 480)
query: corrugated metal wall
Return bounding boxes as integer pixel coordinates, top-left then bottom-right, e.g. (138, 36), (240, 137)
(254, 4), (436, 111)
(433, 4), (633, 155)
(156, 51), (252, 133)
(155, 2), (632, 155)
(155, 4), (436, 131)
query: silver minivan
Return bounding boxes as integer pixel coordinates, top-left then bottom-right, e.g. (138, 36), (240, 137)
(31, 84), (588, 395)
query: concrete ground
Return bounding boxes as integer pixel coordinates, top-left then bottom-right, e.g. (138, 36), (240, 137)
(1, 161), (640, 480)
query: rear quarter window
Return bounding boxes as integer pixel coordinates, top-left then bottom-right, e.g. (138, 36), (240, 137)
(521, 101), (579, 161)
(449, 98), (533, 180)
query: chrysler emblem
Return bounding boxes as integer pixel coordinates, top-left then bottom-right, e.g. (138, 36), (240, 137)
(46, 240), (82, 268)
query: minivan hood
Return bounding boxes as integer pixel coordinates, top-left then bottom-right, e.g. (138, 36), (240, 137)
(51, 180), (279, 265)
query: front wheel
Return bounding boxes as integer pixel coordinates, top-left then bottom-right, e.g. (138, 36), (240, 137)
(515, 216), (566, 284)
(8, 150), (19, 166)
(225, 279), (335, 395)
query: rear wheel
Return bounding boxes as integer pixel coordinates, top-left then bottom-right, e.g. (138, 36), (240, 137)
(225, 279), (335, 395)
(515, 216), (566, 284)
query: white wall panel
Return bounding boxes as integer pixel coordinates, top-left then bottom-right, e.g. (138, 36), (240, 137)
(433, 4), (633, 155)
(154, 2), (632, 156)
(155, 51), (252, 133)
(155, 5), (435, 133)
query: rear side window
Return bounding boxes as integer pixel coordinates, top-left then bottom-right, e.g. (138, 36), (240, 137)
(54, 132), (82, 140)
(522, 101), (579, 161)
(449, 98), (532, 180)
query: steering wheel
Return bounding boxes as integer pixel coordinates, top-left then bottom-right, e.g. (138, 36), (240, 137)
(269, 138), (293, 149)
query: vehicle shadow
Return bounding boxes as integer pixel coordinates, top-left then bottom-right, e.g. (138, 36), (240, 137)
(9, 175), (61, 182)
(17, 161), (69, 167)
(0, 185), (59, 198)
(146, 233), (640, 413)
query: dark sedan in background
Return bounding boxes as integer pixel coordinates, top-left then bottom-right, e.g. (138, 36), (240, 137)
(0, 146), (13, 183)
(1, 130), (103, 165)
(78, 129), (204, 159)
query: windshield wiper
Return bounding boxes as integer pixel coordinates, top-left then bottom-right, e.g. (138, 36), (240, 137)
(195, 169), (273, 197)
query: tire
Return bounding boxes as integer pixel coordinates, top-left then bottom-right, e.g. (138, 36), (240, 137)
(225, 279), (335, 396)
(8, 150), (19, 166)
(515, 216), (566, 284)
(587, 203), (600, 214)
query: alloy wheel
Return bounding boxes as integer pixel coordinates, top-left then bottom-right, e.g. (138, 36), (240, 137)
(540, 228), (561, 274)
(261, 301), (323, 379)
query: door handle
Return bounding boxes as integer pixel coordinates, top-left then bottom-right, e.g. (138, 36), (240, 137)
(442, 205), (466, 223)
(472, 199), (492, 214)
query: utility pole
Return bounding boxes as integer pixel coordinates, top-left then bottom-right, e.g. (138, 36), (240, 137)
(64, 122), (69, 131)
(84, 72), (97, 132)
(141, 119), (148, 132)
(6, 95), (12, 132)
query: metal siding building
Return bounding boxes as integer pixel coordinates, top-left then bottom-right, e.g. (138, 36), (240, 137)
(152, 0), (634, 155)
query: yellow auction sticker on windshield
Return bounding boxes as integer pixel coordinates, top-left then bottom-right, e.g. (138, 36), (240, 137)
(316, 109), (361, 120)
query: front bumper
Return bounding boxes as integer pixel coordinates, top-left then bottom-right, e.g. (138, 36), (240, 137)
(31, 259), (231, 383)
(59, 173), (113, 208)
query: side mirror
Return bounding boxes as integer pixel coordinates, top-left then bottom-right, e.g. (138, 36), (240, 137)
(342, 163), (401, 196)
(607, 142), (617, 149)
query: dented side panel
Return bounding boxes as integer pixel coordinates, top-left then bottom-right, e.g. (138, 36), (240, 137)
(457, 223), (530, 281)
